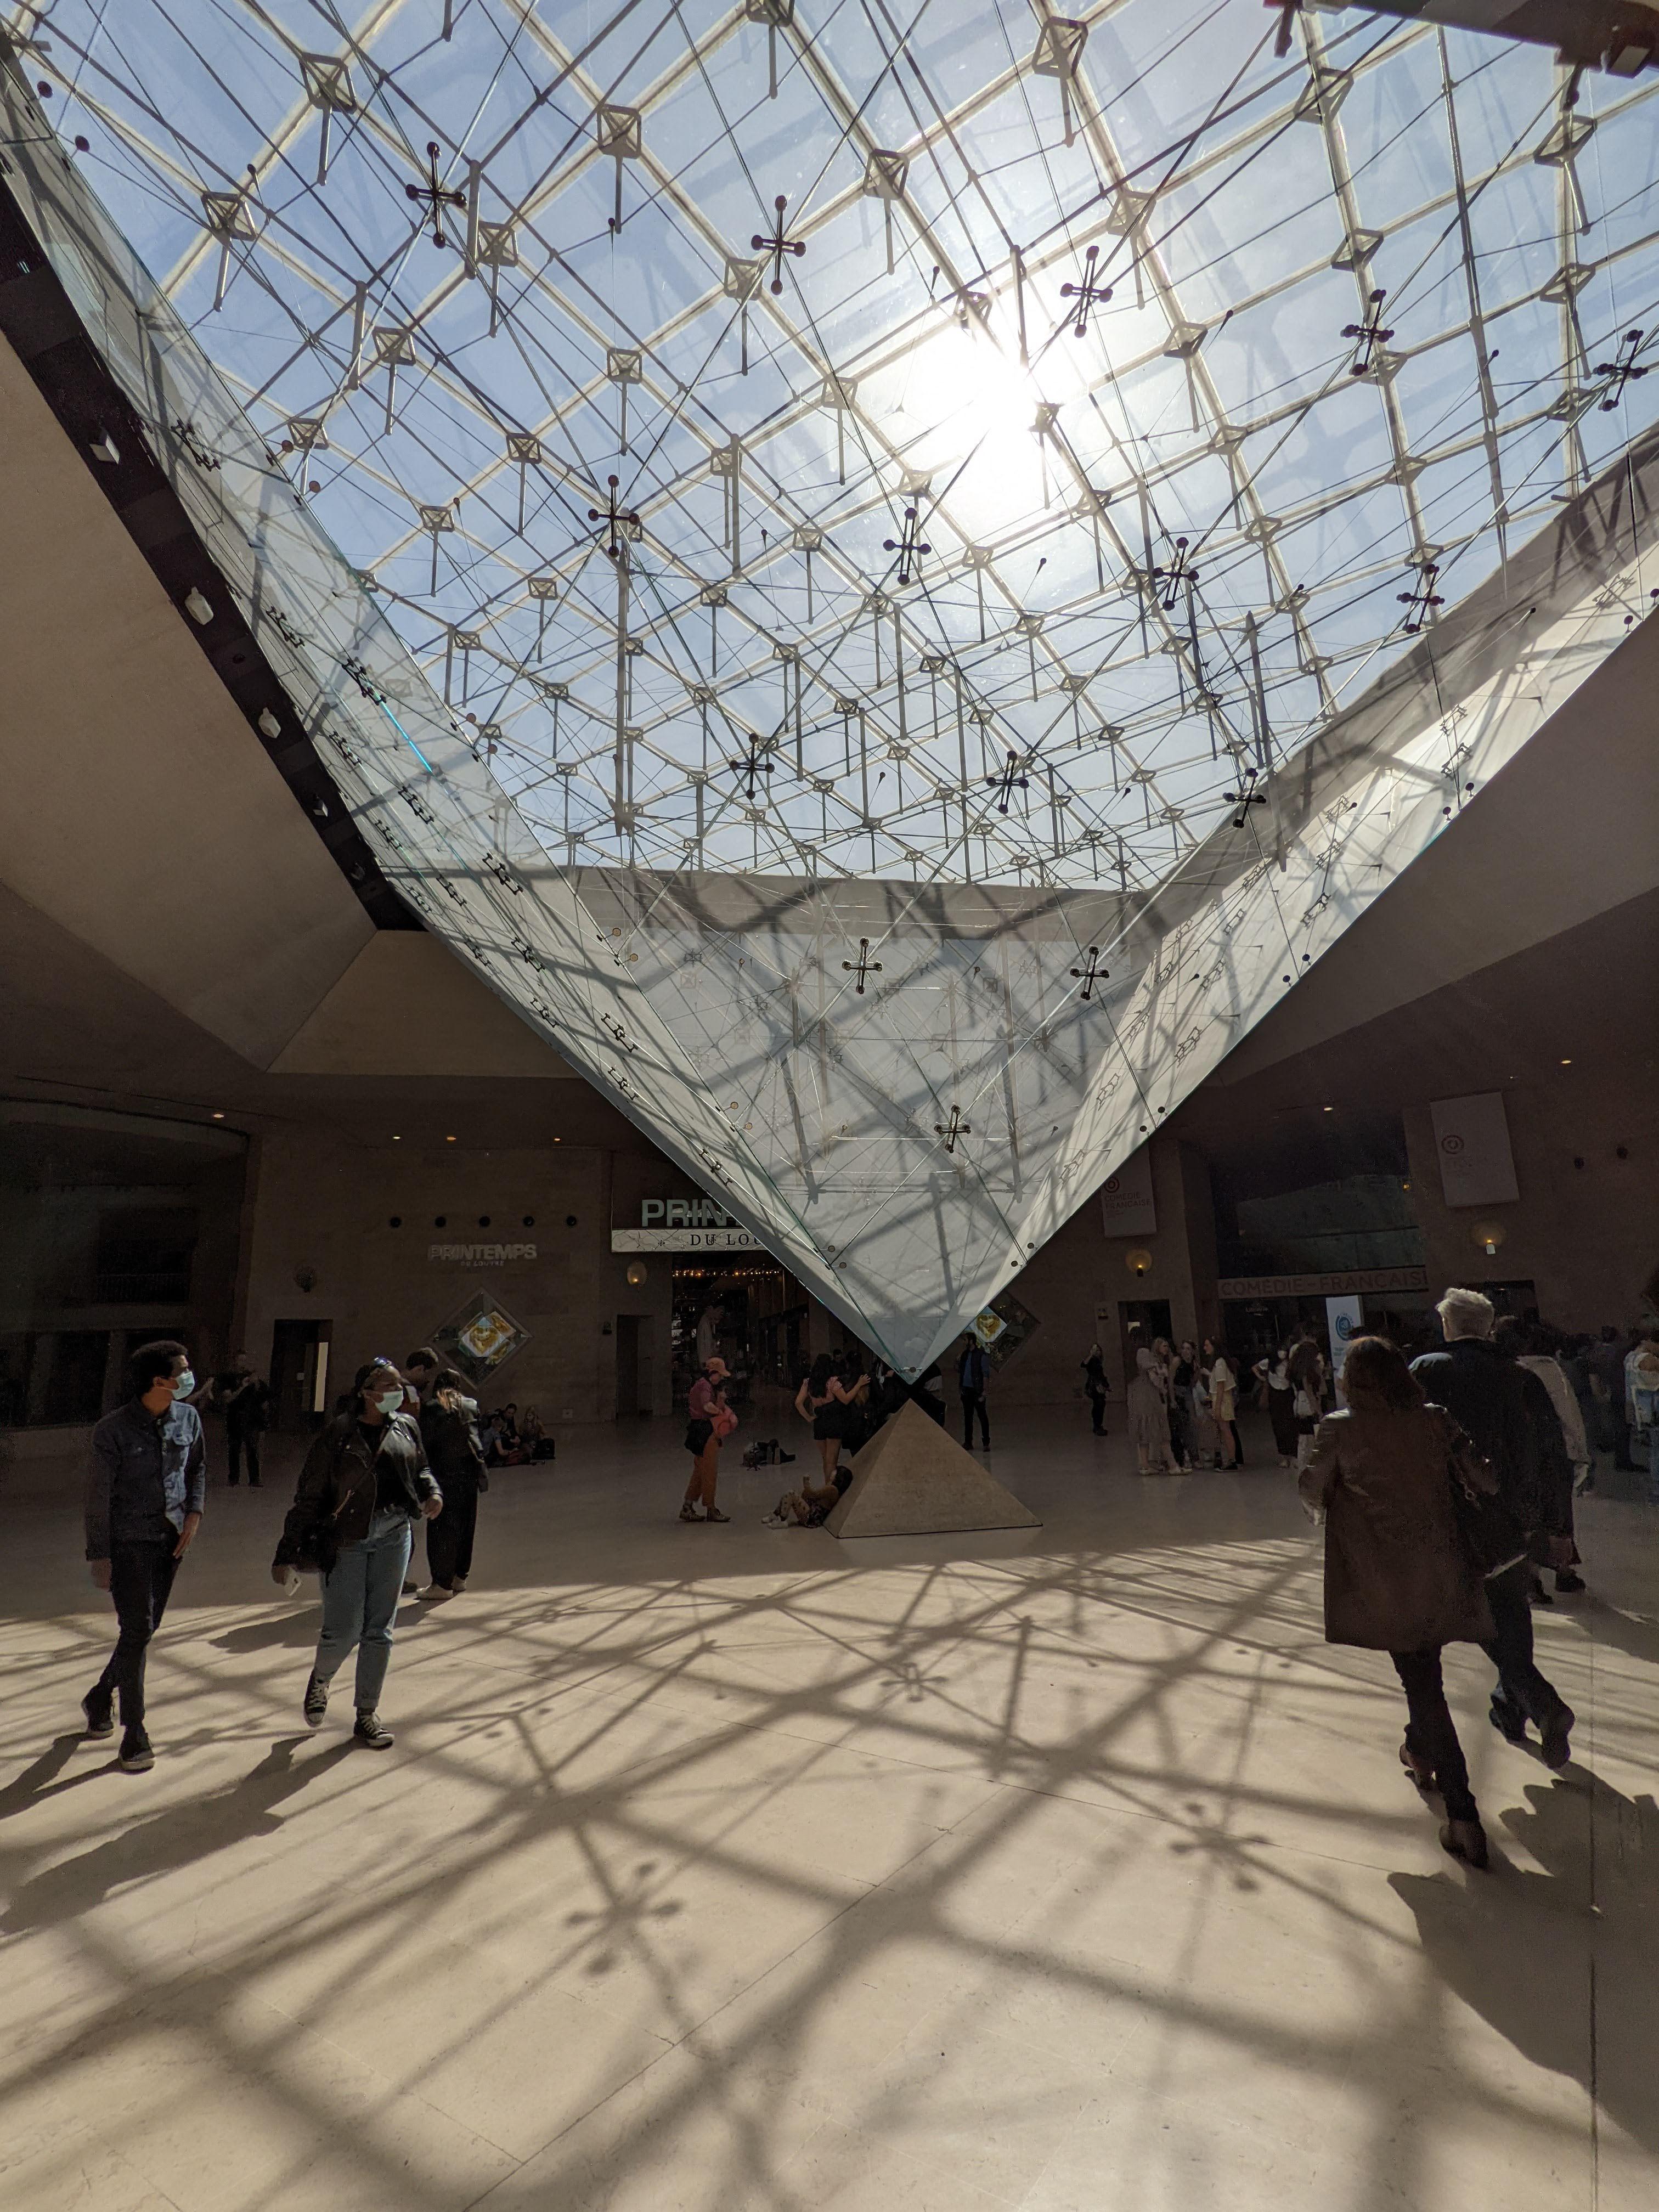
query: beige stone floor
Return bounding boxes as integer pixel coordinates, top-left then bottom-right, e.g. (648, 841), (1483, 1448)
(2, 1409), (1656, 2212)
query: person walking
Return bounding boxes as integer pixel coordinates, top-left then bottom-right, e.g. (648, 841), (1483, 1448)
(958, 1338), (992, 1450)
(1210, 1347), (1243, 1468)
(213, 1352), (269, 1487)
(1288, 1324), (1326, 1470)
(1625, 1323), (1659, 1498)
(1256, 1346), (1299, 1468)
(1081, 1342), (1109, 1436)
(1508, 1321), (1590, 1592)
(1127, 1343), (1178, 1474)
(1300, 1335), (1498, 1867)
(1592, 1324), (1638, 1470)
(1410, 1289), (1575, 1768)
(681, 1356), (736, 1522)
(420, 1367), (488, 1598)
(272, 1359), (442, 1749)
(82, 1339), (206, 1774)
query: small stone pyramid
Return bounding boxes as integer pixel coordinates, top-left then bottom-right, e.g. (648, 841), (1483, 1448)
(825, 1398), (1042, 1539)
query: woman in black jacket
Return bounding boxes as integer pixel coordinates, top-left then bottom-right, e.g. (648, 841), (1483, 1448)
(272, 1358), (441, 1748)
(420, 1367), (488, 1599)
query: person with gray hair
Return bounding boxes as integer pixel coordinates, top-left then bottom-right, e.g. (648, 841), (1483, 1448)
(1411, 1289), (1575, 1768)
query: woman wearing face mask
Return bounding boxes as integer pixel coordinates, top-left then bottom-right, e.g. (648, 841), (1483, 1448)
(272, 1358), (441, 1748)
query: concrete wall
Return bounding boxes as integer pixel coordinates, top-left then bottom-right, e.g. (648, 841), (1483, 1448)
(1404, 1076), (1659, 1331)
(938, 1134), (1221, 1412)
(237, 1129), (673, 1426)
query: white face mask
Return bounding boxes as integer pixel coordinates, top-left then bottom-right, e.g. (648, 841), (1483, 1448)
(373, 1388), (404, 1416)
(171, 1370), (196, 1401)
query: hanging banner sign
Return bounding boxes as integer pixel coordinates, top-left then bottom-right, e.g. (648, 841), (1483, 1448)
(1430, 1092), (1519, 1208)
(1098, 1146), (1157, 1239)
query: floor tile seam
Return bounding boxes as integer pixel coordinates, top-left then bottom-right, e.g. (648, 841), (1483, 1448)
(188, 1985), (536, 2174)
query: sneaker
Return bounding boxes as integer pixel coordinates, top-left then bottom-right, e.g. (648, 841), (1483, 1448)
(353, 1711), (395, 1751)
(702, 1505), (730, 1523)
(451, 1576), (467, 1594)
(81, 1690), (115, 1740)
(1539, 1706), (1575, 1772)
(303, 1672), (328, 1729)
(421, 1583), (454, 1601)
(679, 1502), (703, 1522)
(117, 1728), (155, 1773)
(761, 1513), (787, 1528)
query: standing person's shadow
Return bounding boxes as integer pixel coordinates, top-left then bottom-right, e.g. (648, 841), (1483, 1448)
(1391, 1773), (1659, 2153)
(1, 1737), (352, 1934)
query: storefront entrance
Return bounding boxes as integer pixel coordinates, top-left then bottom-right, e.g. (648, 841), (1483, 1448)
(672, 1261), (807, 1409)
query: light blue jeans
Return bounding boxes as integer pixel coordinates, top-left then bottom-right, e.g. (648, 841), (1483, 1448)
(313, 1508), (413, 1713)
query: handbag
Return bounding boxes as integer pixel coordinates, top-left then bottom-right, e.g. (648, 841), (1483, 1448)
(1444, 1422), (1528, 1579)
(1293, 1388), (1317, 1421)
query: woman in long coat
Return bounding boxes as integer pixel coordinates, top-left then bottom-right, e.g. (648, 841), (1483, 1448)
(1300, 1335), (1495, 1867)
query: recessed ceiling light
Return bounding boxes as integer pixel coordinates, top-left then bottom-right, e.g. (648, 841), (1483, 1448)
(1560, 1058), (1572, 1065)
(446, 1134), (456, 1142)
(392, 1135), (401, 1142)
(211, 1110), (225, 1120)
(1323, 1104), (1334, 1113)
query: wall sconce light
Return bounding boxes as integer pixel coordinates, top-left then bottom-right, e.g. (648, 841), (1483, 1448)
(1470, 1220), (1507, 1258)
(1125, 1248), (1153, 1279)
(626, 1260), (647, 1287)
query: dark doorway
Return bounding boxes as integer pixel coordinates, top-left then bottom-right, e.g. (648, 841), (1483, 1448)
(1119, 1299), (1173, 1380)
(269, 1318), (331, 1432)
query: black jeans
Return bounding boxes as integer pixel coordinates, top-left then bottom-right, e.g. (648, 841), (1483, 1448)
(93, 1540), (179, 1729)
(1483, 1558), (1570, 1730)
(1088, 1387), (1108, 1436)
(425, 1482), (478, 1589)
(1390, 1647), (1477, 1822)
(227, 1421), (261, 1485)
(961, 1391), (990, 1448)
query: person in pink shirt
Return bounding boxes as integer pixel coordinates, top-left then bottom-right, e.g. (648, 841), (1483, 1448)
(681, 1357), (736, 1523)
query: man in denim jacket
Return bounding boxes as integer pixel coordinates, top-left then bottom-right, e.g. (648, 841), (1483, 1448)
(83, 1339), (206, 1771)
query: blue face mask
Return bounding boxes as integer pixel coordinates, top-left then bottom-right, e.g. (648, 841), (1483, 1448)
(171, 1369), (196, 1401)
(374, 1389), (404, 1416)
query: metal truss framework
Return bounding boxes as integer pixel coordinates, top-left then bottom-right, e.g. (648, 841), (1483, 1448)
(3, 7), (1657, 1372)
(9, 0), (1658, 891)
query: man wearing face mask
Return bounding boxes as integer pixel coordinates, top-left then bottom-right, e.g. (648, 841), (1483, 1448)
(82, 1339), (206, 1773)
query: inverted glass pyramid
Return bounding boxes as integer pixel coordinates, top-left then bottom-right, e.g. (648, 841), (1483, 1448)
(4, 12), (1657, 1371)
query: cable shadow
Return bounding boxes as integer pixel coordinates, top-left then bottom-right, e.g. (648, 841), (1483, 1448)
(1390, 1773), (1659, 2154)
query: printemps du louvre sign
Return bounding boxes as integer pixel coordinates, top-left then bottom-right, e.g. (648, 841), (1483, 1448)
(612, 1198), (765, 1254)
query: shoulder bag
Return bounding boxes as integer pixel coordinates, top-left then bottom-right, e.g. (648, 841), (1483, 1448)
(1442, 1418), (1528, 1580)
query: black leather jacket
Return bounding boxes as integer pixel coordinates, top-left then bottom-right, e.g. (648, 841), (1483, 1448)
(274, 1412), (438, 1567)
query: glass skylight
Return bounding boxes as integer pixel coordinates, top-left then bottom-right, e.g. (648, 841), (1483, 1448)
(15, 0), (1658, 893)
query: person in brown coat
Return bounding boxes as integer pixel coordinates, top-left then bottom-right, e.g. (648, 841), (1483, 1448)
(1300, 1335), (1496, 1868)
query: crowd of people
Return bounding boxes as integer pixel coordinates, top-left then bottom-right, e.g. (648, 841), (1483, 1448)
(1122, 1335), (1254, 1474)
(72, 1302), (1658, 1778)
(1302, 1289), (1600, 1869)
